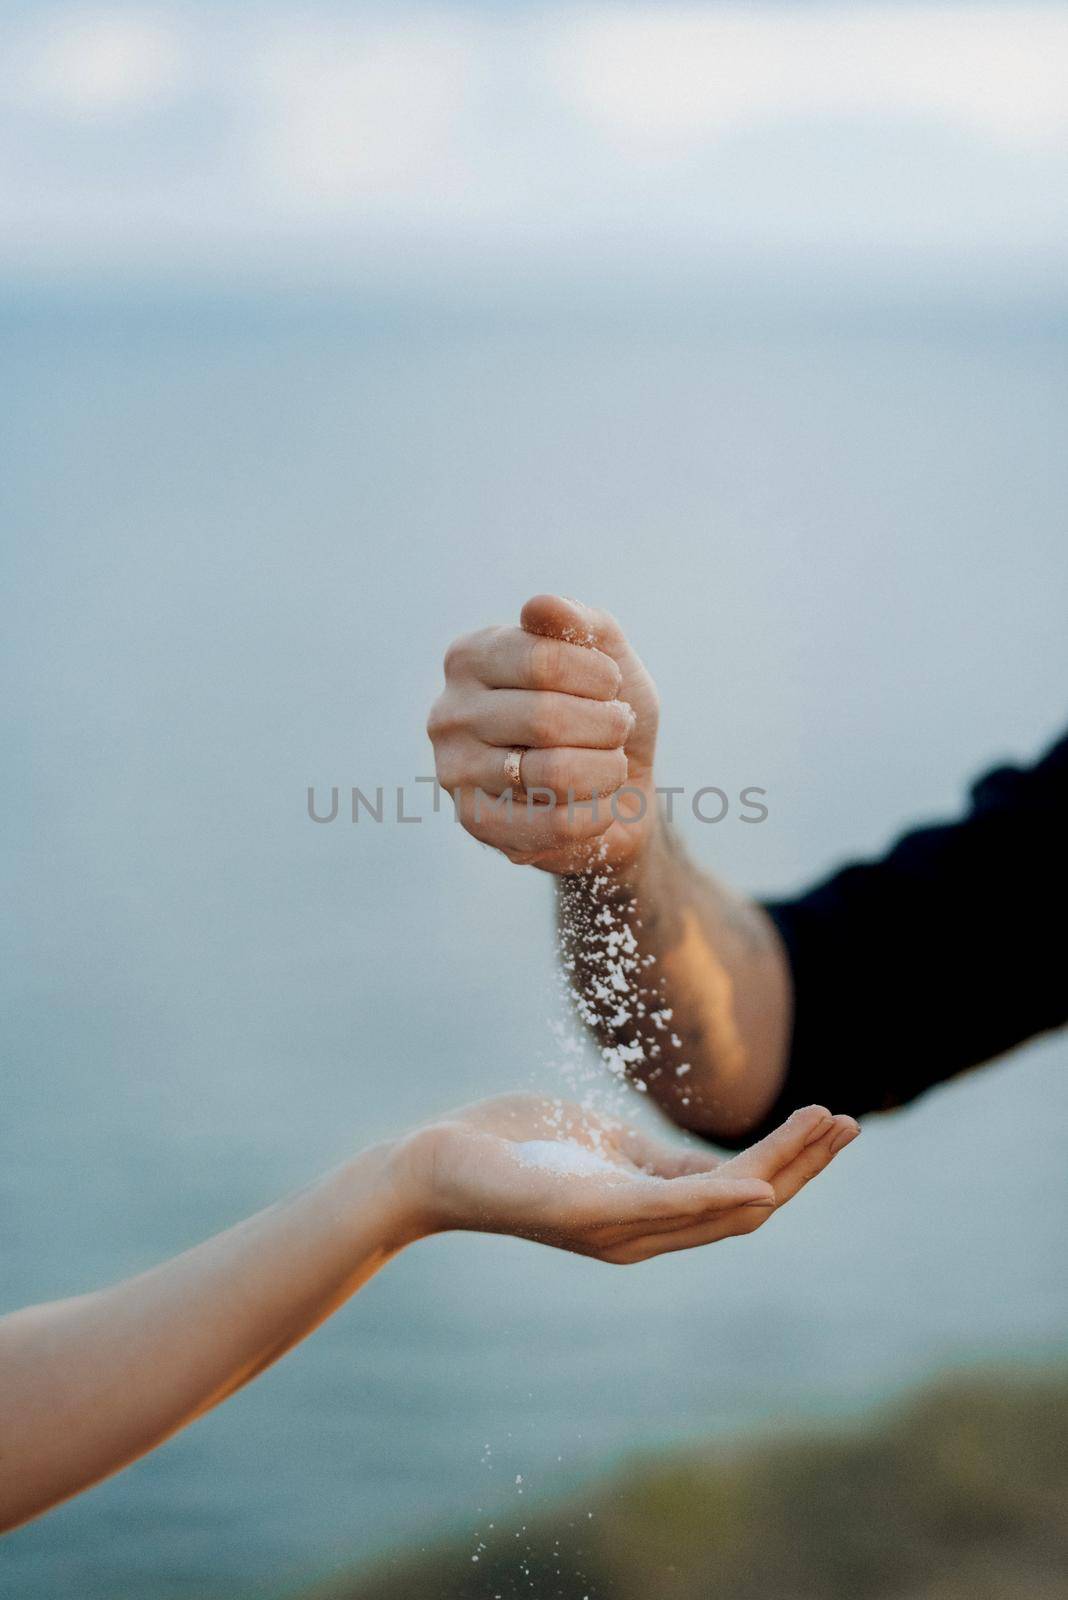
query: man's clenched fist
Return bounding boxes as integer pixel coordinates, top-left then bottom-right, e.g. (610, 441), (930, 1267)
(427, 595), (659, 873)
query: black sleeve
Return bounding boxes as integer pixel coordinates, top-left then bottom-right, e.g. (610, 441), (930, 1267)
(755, 728), (1068, 1126)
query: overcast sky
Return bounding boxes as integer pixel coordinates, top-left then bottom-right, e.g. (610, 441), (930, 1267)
(2, 3), (1067, 299)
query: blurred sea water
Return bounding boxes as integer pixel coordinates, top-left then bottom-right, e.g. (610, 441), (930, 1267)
(2, 292), (1067, 1597)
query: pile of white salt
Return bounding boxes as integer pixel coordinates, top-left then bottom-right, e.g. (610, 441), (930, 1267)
(511, 1139), (648, 1180)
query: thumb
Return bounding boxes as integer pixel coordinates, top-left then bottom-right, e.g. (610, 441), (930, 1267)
(520, 594), (627, 660)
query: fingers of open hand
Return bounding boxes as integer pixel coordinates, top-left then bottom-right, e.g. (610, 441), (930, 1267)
(555, 1173), (774, 1234)
(763, 1115), (860, 1205)
(721, 1105), (861, 1205)
(720, 1105), (834, 1180)
(586, 1116), (863, 1260)
(597, 1202), (777, 1264)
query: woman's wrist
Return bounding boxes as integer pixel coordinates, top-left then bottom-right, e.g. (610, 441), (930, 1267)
(319, 1137), (431, 1260)
(337, 1127), (453, 1251)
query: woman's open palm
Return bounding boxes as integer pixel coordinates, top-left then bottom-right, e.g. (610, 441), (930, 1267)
(403, 1094), (859, 1266)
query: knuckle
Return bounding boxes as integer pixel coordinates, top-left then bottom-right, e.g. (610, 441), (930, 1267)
(525, 636), (565, 691)
(592, 656), (624, 700)
(528, 694), (563, 747)
(537, 747), (572, 797)
(610, 700), (633, 744)
(550, 803), (594, 842)
(444, 628), (495, 680)
(442, 634), (472, 679)
(434, 746), (465, 792)
(456, 793), (491, 837)
(425, 693), (463, 743)
(606, 748), (629, 790)
(548, 808), (577, 842)
(425, 697), (447, 743)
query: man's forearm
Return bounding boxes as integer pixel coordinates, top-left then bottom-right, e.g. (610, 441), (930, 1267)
(557, 815), (793, 1141)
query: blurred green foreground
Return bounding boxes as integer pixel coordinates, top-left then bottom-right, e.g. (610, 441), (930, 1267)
(299, 1367), (1068, 1600)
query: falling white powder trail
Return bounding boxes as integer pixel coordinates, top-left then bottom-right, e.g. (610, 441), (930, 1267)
(551, 851), (671, 1122)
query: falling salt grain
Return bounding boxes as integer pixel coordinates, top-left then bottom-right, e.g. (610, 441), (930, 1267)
(553, 858), (670, 1118)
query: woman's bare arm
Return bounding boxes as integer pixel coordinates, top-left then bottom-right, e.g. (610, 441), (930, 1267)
(0, 1142), (408, 1533)
(0, 1092), (854, 1533)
